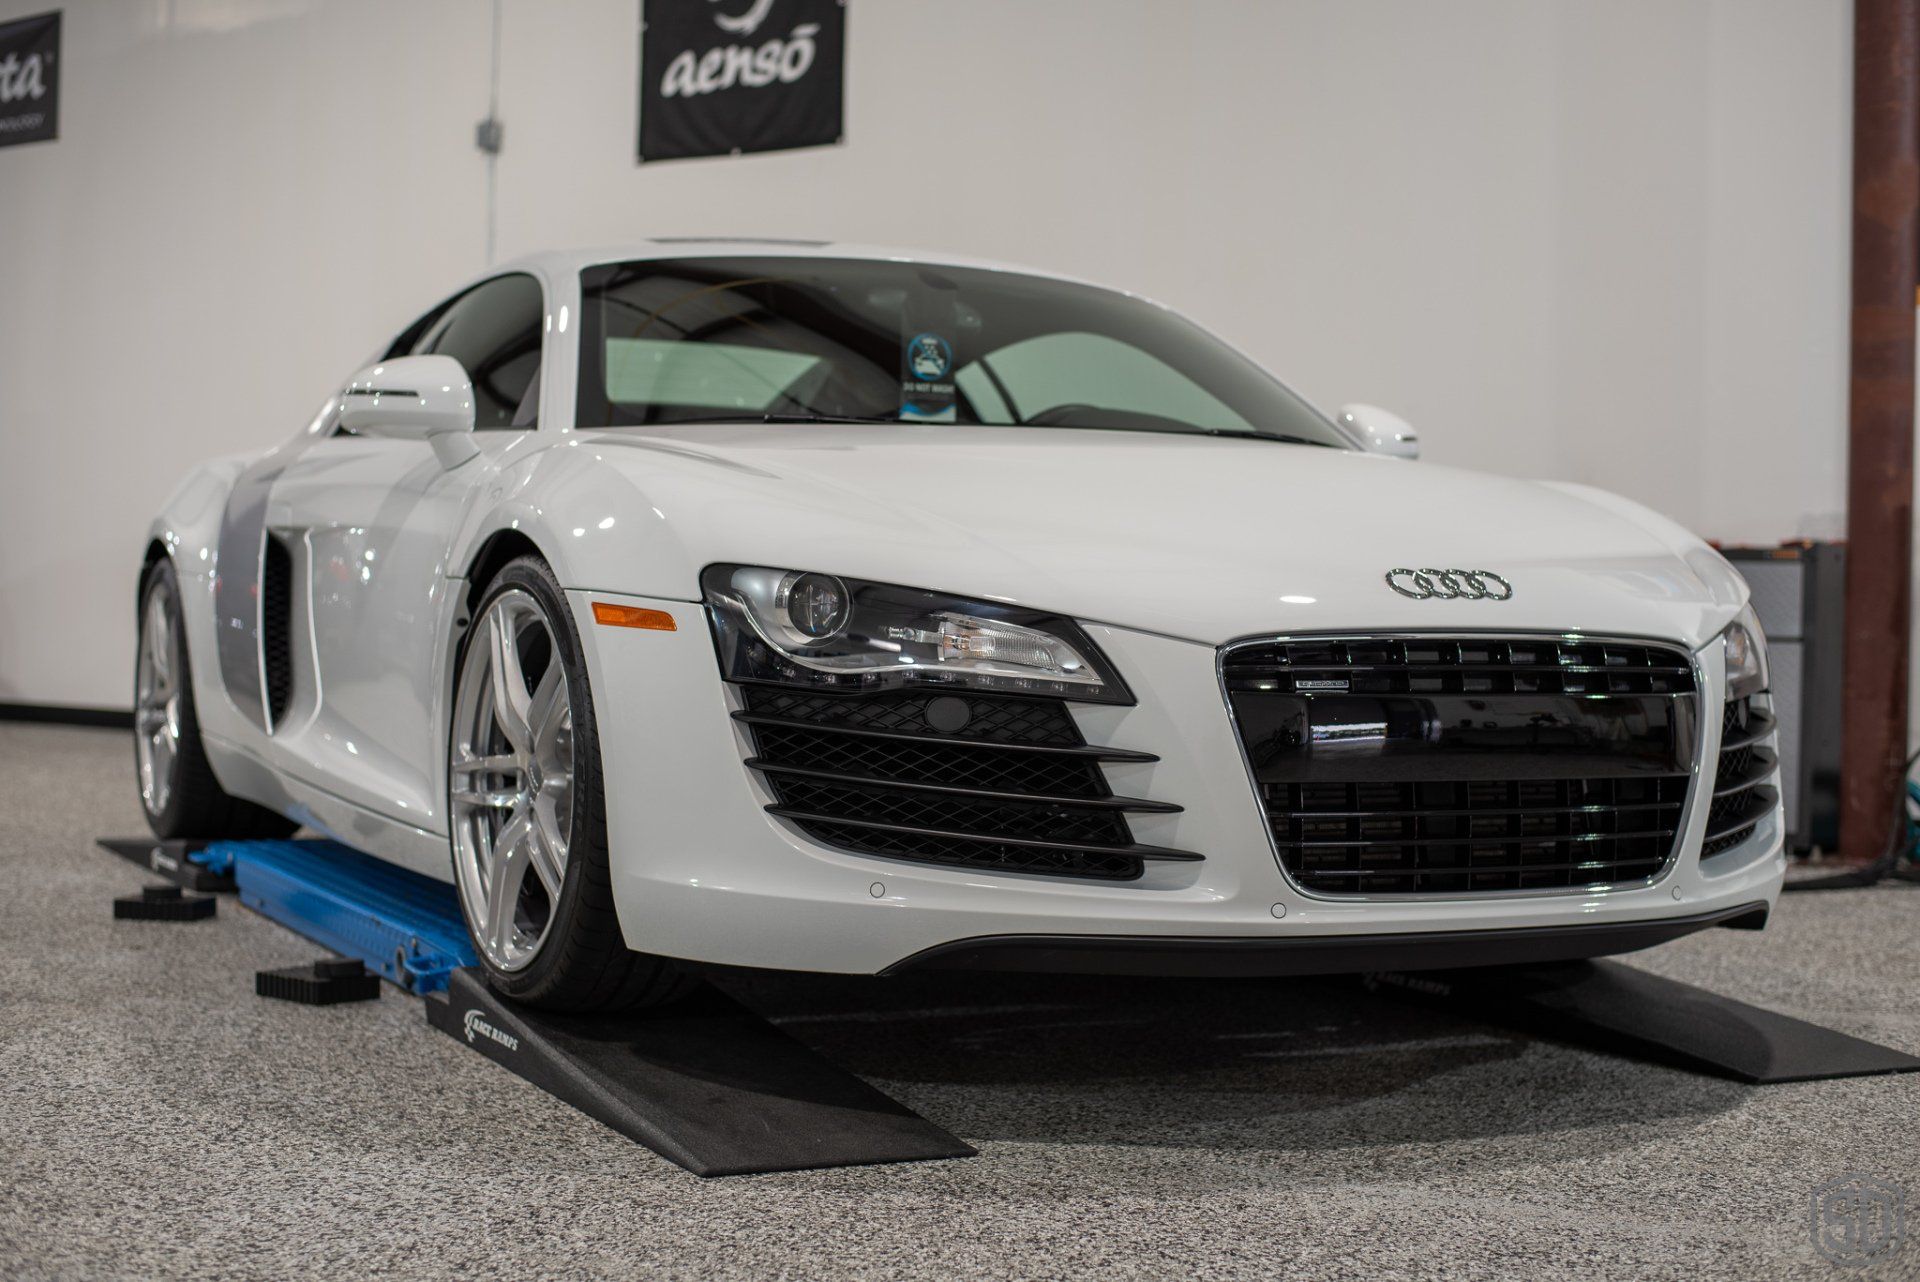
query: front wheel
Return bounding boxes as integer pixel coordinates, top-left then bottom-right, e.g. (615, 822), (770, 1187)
(448, 555), (692, 1012)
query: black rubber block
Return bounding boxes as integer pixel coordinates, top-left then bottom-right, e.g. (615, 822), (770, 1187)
(113, 884), (216, 921)
(257, 958), (383, 1005)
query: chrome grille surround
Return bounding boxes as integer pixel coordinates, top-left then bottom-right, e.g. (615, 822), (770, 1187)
(1217, 631), (1708, 902)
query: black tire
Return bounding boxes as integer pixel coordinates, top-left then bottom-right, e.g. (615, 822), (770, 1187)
(134, 558), (298, 841)
(449, 555), (695, 1013)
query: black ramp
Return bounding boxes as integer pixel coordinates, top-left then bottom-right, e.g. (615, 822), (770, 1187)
(425, 969), (975, 1177)
(95, 838), (234, 894)
(1370, 959), (1920, 1084)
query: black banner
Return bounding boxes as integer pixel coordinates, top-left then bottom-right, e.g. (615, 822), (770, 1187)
(639, 0), (843, 163)
(0, 10), (58, 149)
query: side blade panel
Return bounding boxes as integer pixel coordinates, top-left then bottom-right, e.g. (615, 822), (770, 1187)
(212, 442), (311, 732)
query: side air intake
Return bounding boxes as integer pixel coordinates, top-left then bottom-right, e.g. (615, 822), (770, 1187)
(261, 533), (294, 729)
(735, 686), (1196, 881)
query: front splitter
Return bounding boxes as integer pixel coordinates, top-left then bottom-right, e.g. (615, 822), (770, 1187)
(882, 901), (1773, 977)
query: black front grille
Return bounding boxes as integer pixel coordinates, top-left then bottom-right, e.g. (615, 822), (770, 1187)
(1265, 775), (1688, 895)
(736, 685), (1196, 881)
(1224, 635), (1701, 897)
(261, 533), (293, 728)
(1702, 697), (1779, 857)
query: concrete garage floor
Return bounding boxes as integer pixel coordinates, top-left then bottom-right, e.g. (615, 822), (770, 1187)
(3, 722), (1918, 1282)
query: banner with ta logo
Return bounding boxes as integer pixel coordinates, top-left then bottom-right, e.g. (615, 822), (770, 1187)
(0, 10), (58, 149)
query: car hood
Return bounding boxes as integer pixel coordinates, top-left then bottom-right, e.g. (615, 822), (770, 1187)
(567, 424), (1746, 650)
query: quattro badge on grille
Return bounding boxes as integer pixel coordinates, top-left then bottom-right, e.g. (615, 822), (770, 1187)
(1385, 568), (1513, 601)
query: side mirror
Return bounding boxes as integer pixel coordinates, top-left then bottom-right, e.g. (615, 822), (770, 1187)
(338, 355), (478, 466)
(1339, 403), (1419, 460)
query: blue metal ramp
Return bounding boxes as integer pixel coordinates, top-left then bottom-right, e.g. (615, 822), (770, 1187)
(207, 839), (476, 993)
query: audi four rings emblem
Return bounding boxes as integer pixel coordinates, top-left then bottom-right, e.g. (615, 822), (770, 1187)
(1385, 568), (1514, 601)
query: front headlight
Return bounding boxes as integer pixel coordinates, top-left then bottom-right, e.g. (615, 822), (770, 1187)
(1721, 603), (1769, 701)
(701, 564), (1132, 703)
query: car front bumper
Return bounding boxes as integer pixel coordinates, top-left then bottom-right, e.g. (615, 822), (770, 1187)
(574, 591), (1788, 976)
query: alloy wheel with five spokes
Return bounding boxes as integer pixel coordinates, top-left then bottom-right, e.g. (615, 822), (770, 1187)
(450, 588), (576, 972)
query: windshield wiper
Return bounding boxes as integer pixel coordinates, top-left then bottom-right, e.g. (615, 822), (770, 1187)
(1257, 432), (1343, 448)
(750, 412), (905, 424)
(614, 414), (1345, 446)
(618, 412), (906, 426)
(1011, 420), (1344, 447)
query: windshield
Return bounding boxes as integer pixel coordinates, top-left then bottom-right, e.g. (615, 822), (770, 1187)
(575, 256), (1352, 446)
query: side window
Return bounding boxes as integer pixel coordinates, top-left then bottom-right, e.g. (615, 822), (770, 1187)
(407, 274), (545, 429)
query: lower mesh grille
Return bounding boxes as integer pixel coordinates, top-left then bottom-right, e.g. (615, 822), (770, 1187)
(736, 685), (1195, 880)
(773, 777), (1133, 846)
(789, 819), (1146, 881)
(1702, 697), (1779, 857)
(752, 723), (1105, 797)
(1265, 775), (1689, 895)
(743, 687), (1080, 745)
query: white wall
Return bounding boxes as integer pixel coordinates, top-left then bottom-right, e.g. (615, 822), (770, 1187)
(0, 0), (1853, 710)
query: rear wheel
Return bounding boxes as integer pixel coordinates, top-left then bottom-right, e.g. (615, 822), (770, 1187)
(134, 558), (297, 840)
(448, 555), (692, 1012)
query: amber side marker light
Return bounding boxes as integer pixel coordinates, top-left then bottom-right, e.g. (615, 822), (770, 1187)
(591, 602), (677, 631)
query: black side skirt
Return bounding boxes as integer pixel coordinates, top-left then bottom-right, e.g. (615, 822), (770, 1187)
(881, 901), (1772, 978)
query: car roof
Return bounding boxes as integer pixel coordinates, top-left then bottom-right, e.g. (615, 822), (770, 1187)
(493, 240), (1119, 294)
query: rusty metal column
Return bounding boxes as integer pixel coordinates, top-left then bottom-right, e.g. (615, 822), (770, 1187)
(1840, 0), (1920, 862)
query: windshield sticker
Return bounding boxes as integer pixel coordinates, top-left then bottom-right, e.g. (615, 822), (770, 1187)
(901, 332), (956, 422)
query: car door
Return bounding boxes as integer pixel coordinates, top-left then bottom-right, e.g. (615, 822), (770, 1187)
(261, 273), (547, 834)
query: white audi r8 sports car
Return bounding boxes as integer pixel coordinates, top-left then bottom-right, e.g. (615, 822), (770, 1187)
(135, 242), (1785, 1011)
